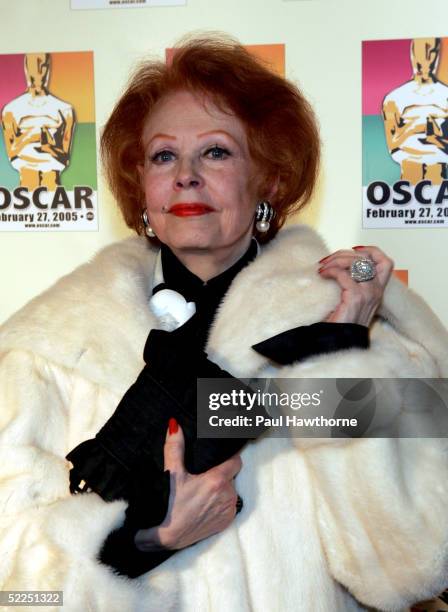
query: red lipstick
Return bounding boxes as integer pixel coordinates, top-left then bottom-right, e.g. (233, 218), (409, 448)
(168, 203), (214, 217)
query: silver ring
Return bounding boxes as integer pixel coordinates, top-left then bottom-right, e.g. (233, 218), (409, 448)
(350, 258), (376, 282)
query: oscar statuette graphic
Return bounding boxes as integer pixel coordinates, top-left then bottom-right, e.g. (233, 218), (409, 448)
(1, 53), (76, 191)
(383, 38), (448, 186)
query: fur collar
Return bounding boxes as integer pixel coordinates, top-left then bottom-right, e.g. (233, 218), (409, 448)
(1, 225), (447, 390)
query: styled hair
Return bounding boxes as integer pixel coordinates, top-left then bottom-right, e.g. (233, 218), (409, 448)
(101, 34), (320, 243)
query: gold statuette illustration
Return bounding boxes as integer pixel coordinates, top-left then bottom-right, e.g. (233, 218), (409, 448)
(1, 53), (76, 191)
(382, 38), (448, 185)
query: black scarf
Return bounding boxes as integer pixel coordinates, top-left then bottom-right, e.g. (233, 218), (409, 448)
(66, 240), (259, 576)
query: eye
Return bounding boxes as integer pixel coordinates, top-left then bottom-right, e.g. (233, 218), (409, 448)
(151, 150), (176, 163)
(204, 145), (231, 160)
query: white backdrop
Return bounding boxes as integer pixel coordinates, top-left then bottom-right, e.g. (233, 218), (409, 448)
(1, 0), (447, 329)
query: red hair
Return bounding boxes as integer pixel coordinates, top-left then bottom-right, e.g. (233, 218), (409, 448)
(101, 34), (320, 243)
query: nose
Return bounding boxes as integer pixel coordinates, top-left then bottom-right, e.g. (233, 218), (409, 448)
(174, 157), (203, 191)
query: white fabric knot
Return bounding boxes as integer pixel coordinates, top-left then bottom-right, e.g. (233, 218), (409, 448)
(149, 289), (196, 330)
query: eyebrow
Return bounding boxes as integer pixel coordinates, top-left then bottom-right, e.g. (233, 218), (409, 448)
(146, 130), (241, 146)
(198, 130), (240, 145)
(146, 133), (177, 146)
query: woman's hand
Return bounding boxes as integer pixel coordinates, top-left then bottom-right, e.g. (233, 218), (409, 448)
(134, 420), (242, 552)
(318, 245), (394, 327)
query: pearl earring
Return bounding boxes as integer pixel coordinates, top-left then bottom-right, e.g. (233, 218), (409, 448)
(255, 201), (274, 233)
(142, 209), (156, 238)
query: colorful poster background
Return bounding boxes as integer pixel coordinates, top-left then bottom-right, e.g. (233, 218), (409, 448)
(0, 51), (97, 191)
(393, 269), (408, 285)
(245, 44), (285, 76)
(363, 38), (448, 185)
(362, 37), (448, 228)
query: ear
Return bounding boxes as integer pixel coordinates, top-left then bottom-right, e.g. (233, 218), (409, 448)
(263, 173), (280, 203)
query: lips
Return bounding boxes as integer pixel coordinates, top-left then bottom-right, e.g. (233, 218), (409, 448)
(168, 203), (214, 217)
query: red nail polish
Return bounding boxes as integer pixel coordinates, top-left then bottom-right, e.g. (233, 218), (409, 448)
(318, 267), (324, 274)
(352, 245), (366, 250)
(318, 255), (329, 263)
(168, 418), (179, 435)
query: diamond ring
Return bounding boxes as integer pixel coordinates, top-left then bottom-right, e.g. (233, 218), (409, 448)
(350, 258), (376, 282)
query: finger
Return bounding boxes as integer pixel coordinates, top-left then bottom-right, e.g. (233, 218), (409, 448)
(352, 246), (393, 285)
(319, 249), (355, 264)
(320, 265), (383, 300)
(319, 254), (385, 288)
(353, 245), (393, 267)
(163, 418), (186, 476)
(318, 265), (359, 291)
(206, 453), (242, 482)
(318, 253), (364, 271)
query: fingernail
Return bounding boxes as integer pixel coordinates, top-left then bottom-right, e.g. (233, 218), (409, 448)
(352, 245), (365, 250)
(318, 255), (330, 263)
(317, 267), (324, 274)
(168, 418), (179, 435)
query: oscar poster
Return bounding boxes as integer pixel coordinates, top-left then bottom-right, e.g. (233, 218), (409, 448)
(363, 37), (448, 228)
(0, 51), (98, 231)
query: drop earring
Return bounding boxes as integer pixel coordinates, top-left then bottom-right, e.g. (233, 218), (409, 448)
(142, 209), (156, 238)
(255, 201), (274, 233)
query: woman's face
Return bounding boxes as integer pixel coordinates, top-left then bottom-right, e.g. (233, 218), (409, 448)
(139, 90), (271, 257)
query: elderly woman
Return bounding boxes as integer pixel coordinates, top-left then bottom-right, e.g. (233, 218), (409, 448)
(0, 35), (448, 612)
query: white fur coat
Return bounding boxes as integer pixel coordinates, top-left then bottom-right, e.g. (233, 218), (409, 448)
(0, 225), (448, 612)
